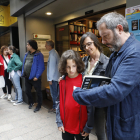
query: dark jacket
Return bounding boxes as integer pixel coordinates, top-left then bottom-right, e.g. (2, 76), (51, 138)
(73, 34), (140, 140)
(82, 53), (109, 135)
(82, 53), (109, 76)
(21, 51), (45, 80)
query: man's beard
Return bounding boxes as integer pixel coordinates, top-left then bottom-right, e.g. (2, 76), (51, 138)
(107, 30), (122, 52)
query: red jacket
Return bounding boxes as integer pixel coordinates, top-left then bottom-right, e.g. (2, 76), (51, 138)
(0, 55), (10, 76)
(59, 74), (87, 134)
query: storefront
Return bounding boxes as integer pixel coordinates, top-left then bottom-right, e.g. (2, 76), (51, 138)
(9, 0), (139, 107)
(55, 5), (126, 58)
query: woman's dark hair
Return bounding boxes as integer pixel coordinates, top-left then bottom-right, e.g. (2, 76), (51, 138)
(80, 32), (102, 52)
(8, 45), (19, 54)
(27, 40), (38, 50)
(59, 50), (85, 75)
(0, 45), (8, 54)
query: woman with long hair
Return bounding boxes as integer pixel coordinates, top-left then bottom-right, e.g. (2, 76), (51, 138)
(0, 45), (12, 100)
(7, 45), (23, 106)
(80, 32), (109, 140)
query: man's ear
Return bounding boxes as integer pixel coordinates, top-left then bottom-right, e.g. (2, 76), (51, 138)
(116, 24), (123, 32)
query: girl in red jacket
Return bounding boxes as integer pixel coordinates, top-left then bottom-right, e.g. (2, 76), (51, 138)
(56, 50), (94, 140)
(0, 45), (12, 100)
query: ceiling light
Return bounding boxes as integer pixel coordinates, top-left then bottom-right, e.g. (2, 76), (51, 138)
(46, 12), (52, 15)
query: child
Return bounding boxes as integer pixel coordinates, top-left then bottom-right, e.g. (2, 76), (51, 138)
(56, 50), (94, 140)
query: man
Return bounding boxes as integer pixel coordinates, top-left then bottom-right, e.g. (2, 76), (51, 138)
(73, 12), (140, 140)
(45, 40), (60, 113)
(21, 40), (45, 113)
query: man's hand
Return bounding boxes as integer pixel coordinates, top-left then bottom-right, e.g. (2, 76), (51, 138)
(81, 131), (89, 137)
(49, 81), (52, 85)
(58, 126), (65, 133)
(33, 77), (38, 81)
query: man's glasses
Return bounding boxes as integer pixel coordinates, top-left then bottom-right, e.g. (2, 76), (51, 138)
(82, 42), (94, 50)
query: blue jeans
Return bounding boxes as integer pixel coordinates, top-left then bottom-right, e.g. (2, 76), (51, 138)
(50, 80), (58, 109)
(11, 72), (23, 102)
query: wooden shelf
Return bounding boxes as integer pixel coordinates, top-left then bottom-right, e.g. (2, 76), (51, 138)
(70, 41), (77, 45)
(69, 19), (102, 58)
(88, 28), (97, 29)
(70, 32), (84, 35)
(70, 32), (77, 34)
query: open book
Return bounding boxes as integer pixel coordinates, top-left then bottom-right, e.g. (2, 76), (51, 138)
(82, 75), (111, 89)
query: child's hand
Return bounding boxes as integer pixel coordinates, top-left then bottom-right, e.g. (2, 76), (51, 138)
(81, 131), (89, 137)
(83, 75), (88, 79)
(58, 76), (62, 83)
(58, 126), (65, 133)
(73, 86), (77, 90)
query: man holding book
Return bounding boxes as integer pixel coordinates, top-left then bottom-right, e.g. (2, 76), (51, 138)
(73, 12), (140, 140)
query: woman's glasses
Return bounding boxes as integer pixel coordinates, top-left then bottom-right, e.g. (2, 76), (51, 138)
(82, 42), (94, 50)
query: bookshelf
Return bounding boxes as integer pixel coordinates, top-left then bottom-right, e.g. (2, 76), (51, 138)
(68, 19), (102, 58)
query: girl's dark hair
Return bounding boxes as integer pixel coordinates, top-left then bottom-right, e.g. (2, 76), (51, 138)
(59, 50), (85, 75)
(8, 45), (19, 54)
(27, 40), (38, 50)
(1, 45), (8, 54)
(80, 32), (102, 52)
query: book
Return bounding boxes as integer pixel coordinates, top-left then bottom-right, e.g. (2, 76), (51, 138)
(81, 75), (111, 89)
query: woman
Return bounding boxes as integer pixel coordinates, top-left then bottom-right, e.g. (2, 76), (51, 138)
(7, 45), (23, 106)
(80, 32), (109, 140)
(0, 45), (12, 100)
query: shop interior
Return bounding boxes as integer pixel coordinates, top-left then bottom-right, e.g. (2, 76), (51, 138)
(55, 6), (125, 58)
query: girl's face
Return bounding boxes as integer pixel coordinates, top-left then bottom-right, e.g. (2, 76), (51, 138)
(66, 59), (78, 78)
(83, 37), (97, 56)
(8, 48), (13, 55)
(3, 49), (8, 56)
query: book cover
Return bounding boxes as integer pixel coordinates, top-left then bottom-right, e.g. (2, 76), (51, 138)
(82, 75), (111, 89)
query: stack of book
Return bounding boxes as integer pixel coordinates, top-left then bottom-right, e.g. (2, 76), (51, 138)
(82, 75), (111, 89)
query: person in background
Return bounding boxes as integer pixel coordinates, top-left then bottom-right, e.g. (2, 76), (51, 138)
(80, 32), (109, 140)
(56, 50), (94, 140)
(45, 40), (60, 113)
(0, 45), (12, 100)
(21, 40), (45, 113)
(73, 12), (140, 140)
(7, 46), (23, 105)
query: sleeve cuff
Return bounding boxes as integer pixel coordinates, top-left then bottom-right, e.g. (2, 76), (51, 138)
(83, 124), (93, 133)
(56, 122), (63, 128)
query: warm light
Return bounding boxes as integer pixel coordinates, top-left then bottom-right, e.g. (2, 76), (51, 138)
(46, 12), (52, 15)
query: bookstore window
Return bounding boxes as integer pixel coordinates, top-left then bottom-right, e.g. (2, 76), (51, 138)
(69, 7), (125, 58)
(55, 6), (125, 58)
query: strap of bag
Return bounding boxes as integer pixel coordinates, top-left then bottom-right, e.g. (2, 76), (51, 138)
(1, 55), (8, 66)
